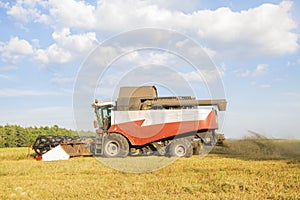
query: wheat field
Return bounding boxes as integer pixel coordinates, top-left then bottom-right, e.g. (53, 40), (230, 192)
(0, 140), (299, 200)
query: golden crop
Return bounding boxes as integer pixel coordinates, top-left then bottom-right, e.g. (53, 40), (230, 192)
(0, 140), (299, 200)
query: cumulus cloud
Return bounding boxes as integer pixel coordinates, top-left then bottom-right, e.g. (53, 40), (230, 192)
(0, 37), (33, 63)
(51, 28), (97, 53)
(196, 2), (297, 55)
(48, 0), (96, 29)
(3, 0), (299, 65)
(34, 28), (98, 64)
(6, 0), (49, 23)
(91, 0), (298, 56)
(35, 44), (72, 64)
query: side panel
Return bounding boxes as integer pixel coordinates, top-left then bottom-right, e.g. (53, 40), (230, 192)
(108, 109), (218, 146)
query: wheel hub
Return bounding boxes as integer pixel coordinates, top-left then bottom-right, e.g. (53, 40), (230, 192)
(175, 145), (186, 157)
(106, 142), (119, 156)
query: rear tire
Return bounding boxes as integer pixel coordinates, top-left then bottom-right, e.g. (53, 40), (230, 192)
(103, 133), (129, 158)
(168, 138), (193, 158)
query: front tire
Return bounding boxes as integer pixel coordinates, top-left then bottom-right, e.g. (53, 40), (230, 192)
(168, 138), (193, 158)
(103, 133), (129, 158)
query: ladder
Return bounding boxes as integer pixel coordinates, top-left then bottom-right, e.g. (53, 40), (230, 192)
(94, 134), (105, 156)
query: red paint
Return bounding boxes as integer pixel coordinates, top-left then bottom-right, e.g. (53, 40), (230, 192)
(108, 110), (218, 146)
(36, 156), (42, 161)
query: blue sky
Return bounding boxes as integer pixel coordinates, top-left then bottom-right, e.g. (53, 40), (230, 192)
(0, 0), (299, 139)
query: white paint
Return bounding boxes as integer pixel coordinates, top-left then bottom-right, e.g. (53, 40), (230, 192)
(42, 145), (70, 161)
(111, 109), (212, 126)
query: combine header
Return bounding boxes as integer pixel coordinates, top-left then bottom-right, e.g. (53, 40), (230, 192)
(32, 135), (93, 160)
(32, 86), (226, 159)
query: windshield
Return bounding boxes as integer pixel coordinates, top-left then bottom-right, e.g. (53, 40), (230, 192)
(95, 106), (112, 130)
(102, 107), (111, 118)
(95, 107), (103, 129)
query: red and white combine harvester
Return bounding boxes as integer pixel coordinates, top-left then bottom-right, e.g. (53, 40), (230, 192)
(91, 86), (226, 157)
(32, 86), (226, 160)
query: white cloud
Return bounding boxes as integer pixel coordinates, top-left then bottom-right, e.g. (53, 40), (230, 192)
(34, 49), (49, 63)
(35, 44), (72, 64)
(0, 1), (9, 9)
(4, 0), (299, 66)
(123, 51), (173, 66)
(234, 69), (251, 77)
(179, 42), (217, 60)
(253, 64), (269, 76)
(179, 69), (223, 83)
(148, 0), (198, 12)
(49, 0), (96, 29)
(52, 28), (97, 53)
(202, 47), (217, 58)
(7, 2), (37, 23)
(0, 37), (33, 63)
(34, 28), (97, 64)
(234, 64), (269, 77)
(6, 0), (49, 23)
(90, 0), (298, 56)
(197, 1), (298, 56)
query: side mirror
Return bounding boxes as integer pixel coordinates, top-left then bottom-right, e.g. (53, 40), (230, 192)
(93, 120), (99, 128)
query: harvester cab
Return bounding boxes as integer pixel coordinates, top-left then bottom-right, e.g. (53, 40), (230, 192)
(93, 100), (113, 133)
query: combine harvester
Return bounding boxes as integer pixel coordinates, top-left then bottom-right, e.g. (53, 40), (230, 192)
(32, 86), (226, 160)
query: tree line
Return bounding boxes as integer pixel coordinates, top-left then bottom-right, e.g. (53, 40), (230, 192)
(0, 125), (81, 148)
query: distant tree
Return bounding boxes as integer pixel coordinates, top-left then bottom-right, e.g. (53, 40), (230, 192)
(0, 126), (5, 148)
(4, 125), (17, 147)
(0, 124), (83, 148)
(16, 126), (30, 147)
(53, 125), (59, 132)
